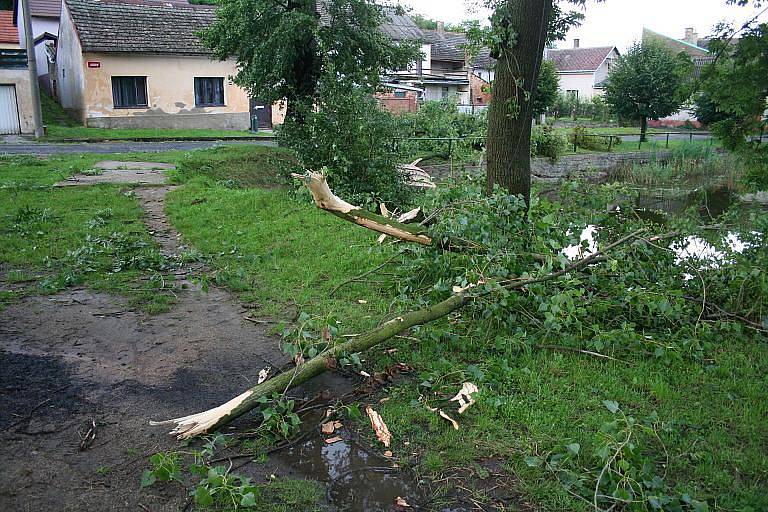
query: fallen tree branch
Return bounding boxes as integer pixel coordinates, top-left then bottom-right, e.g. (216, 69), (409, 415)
(292, 171), (433, 246)
(152, 229), (650, 439)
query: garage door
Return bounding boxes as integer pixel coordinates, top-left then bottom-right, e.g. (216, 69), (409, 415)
(0, 85), (21, 135)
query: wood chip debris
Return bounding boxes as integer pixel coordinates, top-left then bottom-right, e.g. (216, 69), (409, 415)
(321, 420), (342, 435)
(257, 367), (270, 384)
(395, 496), (411, 508)
(365, 406), (392, 447)
(324, 436), (343, 444)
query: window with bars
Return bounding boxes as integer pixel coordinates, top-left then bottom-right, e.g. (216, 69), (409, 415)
(194, 77), (225, 107)
(111, 76), (148, 108)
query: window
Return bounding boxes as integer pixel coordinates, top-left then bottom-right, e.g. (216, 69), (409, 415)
(441, 86), (449, 99)
(394, 91), (407, 99)
(566, 90), (579, 100)
(112, 76), (148, 108)
(194, 77), (225, 107)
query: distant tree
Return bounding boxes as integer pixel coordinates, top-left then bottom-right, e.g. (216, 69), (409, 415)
(532, 59), (559, 118)
(603, 41), (692, 142)
(699, 23), (767, 184)
(693, 92), (731, 127)
(200, 0), (419, 123)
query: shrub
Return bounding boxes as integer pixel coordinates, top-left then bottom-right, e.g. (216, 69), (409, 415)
(278, 87), (411, 208)
(569, 125), (621, 152)
(531, 125), (567, 160)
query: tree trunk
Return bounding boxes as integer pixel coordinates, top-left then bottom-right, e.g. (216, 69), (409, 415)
(485, 0), (554, 206)
(640, 116), (648, 143)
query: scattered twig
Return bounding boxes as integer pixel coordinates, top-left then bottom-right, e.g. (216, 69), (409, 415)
(78, 420), (97, 451)
(329, 251), (405, 297)
(534, 345), (630, 365)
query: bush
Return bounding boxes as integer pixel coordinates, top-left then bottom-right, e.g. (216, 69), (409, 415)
(569, 125), (621, 152)
(278, 87), (412, 208)
(531, 125), (567, 160)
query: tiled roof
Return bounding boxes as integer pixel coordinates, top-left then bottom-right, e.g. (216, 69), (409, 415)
(14, 0), (61, 18)
(546, 46), (616, 72)
(317, 2), (423, 41)
(0, 11), (18, 44)
(422, 29), (496, 69)
(65, 0), (217, 55)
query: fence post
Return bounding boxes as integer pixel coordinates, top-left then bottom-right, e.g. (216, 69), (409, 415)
(689, 132), (693, 143)
(573, 132), (578, 153)
(666, 133), (670, 148)
(608, 136), (613, 152)
(638, 135), (642, 151)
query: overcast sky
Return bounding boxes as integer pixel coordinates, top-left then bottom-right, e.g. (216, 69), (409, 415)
(398, 0), (768, 51)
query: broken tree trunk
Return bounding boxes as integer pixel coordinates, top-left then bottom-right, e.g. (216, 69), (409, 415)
(153, 294), (468, 439)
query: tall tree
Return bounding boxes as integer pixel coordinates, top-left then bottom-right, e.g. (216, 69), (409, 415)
(603, 41), (691, 142)
(200, 0), (419, 121)
(469, 1), (584, 205)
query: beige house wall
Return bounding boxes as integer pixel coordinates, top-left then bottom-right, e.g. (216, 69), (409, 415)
(56, 4), (87, 122)
(79, 53), (249, 129)
(0, 68), (36, 134)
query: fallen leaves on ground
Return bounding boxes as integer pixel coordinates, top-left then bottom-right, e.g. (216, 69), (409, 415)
(321, 420), (342, 435)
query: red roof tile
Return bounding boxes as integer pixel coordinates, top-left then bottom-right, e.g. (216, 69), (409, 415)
(0, 11), (19, 45)
(547, 46), (617, 72)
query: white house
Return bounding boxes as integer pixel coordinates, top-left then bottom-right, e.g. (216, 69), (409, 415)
(546, 42), (620, 101)
(13, 0), (59, 96)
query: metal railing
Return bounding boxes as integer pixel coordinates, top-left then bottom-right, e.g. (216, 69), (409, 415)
(571, 131), (715, 152)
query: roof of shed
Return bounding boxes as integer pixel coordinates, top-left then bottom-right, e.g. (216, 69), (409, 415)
(0, 11), (18, 44)
(546, 46), (617, 72)
(65, 0), (216, 55)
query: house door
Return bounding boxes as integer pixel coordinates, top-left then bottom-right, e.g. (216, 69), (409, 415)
(250, 99), (272, 130)
(0, 85), (21, 135)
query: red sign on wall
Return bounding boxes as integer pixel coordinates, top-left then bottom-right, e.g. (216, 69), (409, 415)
(87, 61), (101, 68)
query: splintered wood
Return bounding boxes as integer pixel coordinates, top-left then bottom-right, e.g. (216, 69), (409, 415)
(365, 406), (392, 447)
(398, 159), (436, 189)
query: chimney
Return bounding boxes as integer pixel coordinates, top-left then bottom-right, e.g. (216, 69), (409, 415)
(684, 28), (698, 45)
(436, 21), (445, 34)
(573, 38), (580, 48)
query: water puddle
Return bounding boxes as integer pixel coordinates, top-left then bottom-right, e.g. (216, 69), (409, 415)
(278, 429), (425, 511)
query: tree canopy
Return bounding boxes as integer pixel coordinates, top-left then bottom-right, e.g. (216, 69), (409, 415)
(603, 41), (692, 141)
(532, 59), (560, 117)
(200, 0), (420, 118)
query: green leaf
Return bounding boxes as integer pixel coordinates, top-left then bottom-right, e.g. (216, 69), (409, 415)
(565, 443), (580, 456)
(603, 400), (620, 413)
(194, 486), (214, 507)
(524, 455), (543, 467)
(240, 492), (257, 507)
(140, 470), (156, 488)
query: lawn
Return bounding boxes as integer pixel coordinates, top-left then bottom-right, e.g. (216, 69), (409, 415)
(39, 92), (270, 141)
(3, 145), (765, 510)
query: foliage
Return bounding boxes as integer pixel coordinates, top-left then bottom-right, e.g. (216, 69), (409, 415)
(604, 41), (693, 138)
(552, 94), (614, 122)
(200, 0), (419, 115)
(569, 125), (622, 152)
(699, 23), (768, 187)
(278, 86), (411, 208)
(532, 59), (560, 117)
(254, 394), (302, 441)
(141, 452), (183, 487)
(530, 125), (567, 160)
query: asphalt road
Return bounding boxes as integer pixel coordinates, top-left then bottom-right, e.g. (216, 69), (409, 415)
(0, 139), (277, 155)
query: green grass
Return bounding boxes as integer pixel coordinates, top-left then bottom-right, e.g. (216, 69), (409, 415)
(39, 92), (270, 140)
(0, 152), (192, 312)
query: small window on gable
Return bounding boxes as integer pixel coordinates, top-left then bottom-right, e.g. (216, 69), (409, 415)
(195, 77), (225, 107)
(394, 91), (407, 98)
(441, 86), (450, 98)
(112, 76), (148, 108)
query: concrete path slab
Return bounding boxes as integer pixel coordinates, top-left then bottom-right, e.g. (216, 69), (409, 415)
(94, 160), (176, 171)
